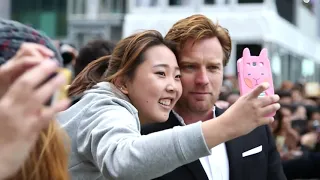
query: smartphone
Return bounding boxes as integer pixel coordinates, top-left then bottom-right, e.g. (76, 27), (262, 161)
(237, 48), (275, 116)
(45, 68), (72, 106)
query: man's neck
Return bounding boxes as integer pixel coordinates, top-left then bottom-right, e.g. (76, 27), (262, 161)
(174, 108), (214, 125)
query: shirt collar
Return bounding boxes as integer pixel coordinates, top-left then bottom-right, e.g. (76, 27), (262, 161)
(172, 106), (216, 126)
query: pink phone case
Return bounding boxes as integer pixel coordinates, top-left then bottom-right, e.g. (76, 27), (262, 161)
(237, 48), (275, 116)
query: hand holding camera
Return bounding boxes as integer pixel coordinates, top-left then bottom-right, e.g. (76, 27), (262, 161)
(0, 43), (70, 179)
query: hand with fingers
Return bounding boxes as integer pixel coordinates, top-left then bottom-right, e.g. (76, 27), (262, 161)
(0, 43), (70, 179)
(0, 42), (55, 97)
(220, 82), (281, 139)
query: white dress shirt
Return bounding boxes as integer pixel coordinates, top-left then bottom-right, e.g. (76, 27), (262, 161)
(173, 107), (230, 180)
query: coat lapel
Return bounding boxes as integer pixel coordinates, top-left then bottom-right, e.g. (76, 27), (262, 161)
(168, 112), (209, 180)
(185, 160), (209, 180)
(225, 137), (245, 180)
(216, 107), (244, 180)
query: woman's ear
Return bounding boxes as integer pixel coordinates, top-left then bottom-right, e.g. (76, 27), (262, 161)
(114, 77), (129, 95)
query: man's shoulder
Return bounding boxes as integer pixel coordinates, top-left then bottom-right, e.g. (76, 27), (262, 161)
(235, 125), (270, 141)
(217, 107), (270, 140)
(226, 124), (271, 154)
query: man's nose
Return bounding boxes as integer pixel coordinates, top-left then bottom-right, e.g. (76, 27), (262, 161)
(195, 68), (209, 85)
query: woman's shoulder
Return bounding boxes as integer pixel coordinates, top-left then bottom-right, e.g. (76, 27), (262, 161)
(83, 91), (138, 116)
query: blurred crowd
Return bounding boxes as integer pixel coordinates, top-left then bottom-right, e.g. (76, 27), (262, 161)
(217, 77), (320, 180)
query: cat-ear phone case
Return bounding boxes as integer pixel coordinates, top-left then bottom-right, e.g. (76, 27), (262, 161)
(237, 48), (275, 116)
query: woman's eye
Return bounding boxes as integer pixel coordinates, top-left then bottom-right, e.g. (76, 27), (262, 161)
(156, 72), (165, 76)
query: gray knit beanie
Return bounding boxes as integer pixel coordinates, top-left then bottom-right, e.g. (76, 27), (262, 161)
(0, 19), (63, 66)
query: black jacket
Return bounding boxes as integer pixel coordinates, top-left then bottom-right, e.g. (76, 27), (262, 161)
(141, 108), (287, 180)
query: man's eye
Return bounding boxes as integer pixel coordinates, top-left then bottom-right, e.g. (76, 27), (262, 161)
(184, 65), (195, 69)
(208, 66), (219, 70)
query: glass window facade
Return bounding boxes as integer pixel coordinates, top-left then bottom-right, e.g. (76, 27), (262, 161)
(275, 0), (295, 25)
(204, 0), (216, 4)
(135, 0), (158, 7)
(268, 43), (320, 85)
(99, 0), (126, 13)
(169, 0), (191, 6)
(11, 0), (67, 39)
(238, 0), (263, 3)
(71, 0), (86, 14)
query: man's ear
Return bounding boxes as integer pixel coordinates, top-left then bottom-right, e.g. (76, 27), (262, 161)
(114, 77), (129, 95)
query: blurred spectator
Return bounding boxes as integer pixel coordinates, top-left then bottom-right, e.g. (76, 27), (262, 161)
(282, 152), (320, 180)
(226, 93), (240, 105)
(270, 106), (301, 161)
(74, 39), (115, 77)
(280, 80), (294, 91)
(60, 42), (78, 67)
(291, 87), (304, 104)
(67, 39), (116, 97)
(277, 90), (292, 105)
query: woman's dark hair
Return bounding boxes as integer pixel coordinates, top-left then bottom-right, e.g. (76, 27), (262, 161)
(74, 40), (115, 77)
(273, 108), (285, 136)
(68, 30), (178, 97)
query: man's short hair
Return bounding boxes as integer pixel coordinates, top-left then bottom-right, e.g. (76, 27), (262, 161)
(165, 14), (232, 66)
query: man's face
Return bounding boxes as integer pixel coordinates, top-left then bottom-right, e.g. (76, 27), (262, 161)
(175, 37), (224, 114)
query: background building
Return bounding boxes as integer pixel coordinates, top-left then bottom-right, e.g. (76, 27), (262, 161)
(67, 0), (125, 47)
(0, 0), (11, 19)
(0, 0), (68, 39)
(1, 0), (319, 86)
(122, 0), (320, 86)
